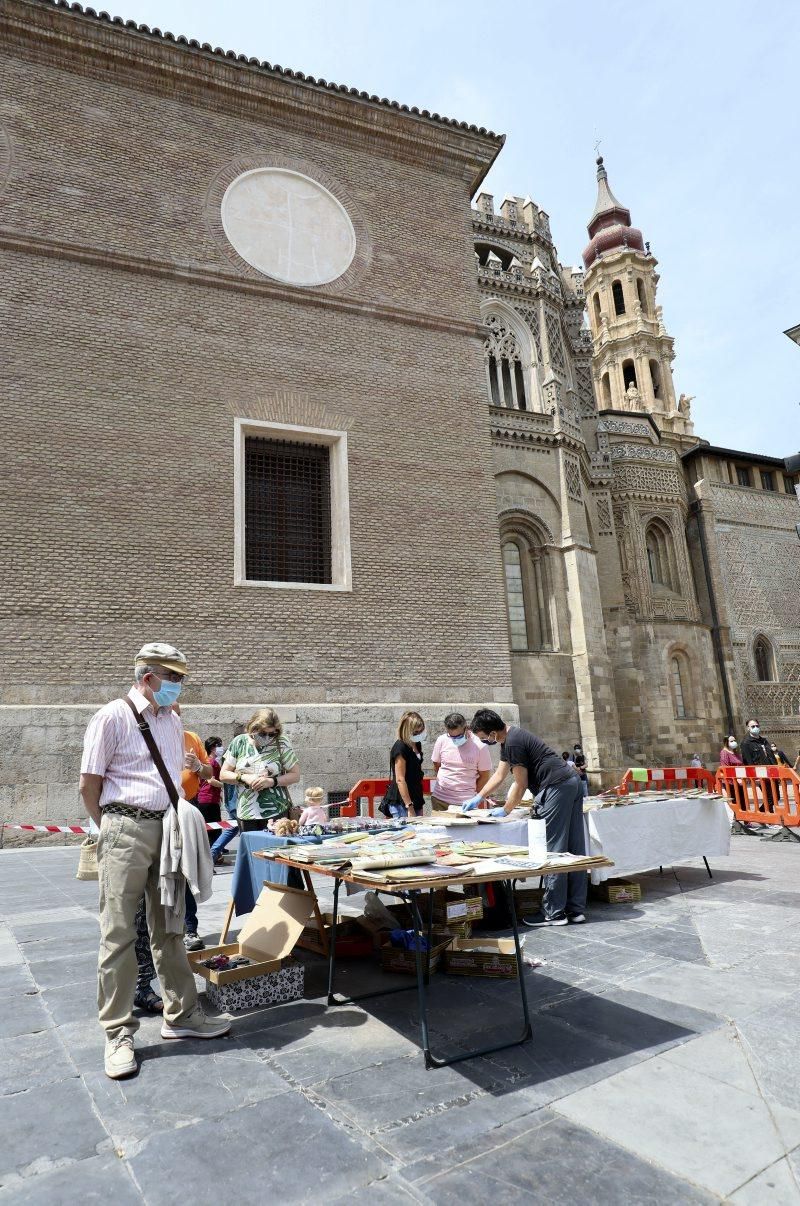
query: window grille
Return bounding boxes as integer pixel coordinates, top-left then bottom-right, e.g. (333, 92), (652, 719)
(244, 437), (332, 584)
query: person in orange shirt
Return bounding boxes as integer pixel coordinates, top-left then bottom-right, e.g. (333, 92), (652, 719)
(175, 708), (217, 951)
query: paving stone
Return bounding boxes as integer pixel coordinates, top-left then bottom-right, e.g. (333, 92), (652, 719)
(729, 1156), (800, 1203)
(417, 1112), (716, 1204)
(83, 1037), (289, 1149)
(24, 950), (98, 990)
(544, 986), (704, 1054)
(0, 1078), (109, 1183)
(327, 1173), (429, 1204)
(0, 965), (36, 1000)
(0, 1028), (76, 1095)
(315, 1052), (482, 1132)
(128, 1094), (388, 1203)
(736, 994), (800, 1113)
(554, 1054), (800, 1197)
(8, 907), (95, 938)
(248, 1009), (416, 1086)
(601, 925), (709, 963)
(0, 1154), (143, 1205)
(39, 979), (97, 1025)
(0, 989), (53, 1039)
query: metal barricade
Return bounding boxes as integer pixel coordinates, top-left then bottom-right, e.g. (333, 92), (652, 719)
(715, 765), (800, 842)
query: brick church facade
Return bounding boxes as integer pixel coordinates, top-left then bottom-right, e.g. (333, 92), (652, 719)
(1, 1), (797, 824)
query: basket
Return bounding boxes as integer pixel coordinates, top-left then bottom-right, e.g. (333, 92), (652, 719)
(75, 837), (98, 881)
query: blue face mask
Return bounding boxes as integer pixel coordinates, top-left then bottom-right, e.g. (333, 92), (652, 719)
(153, 679), (182, 707)
(451, 734), (468, 747)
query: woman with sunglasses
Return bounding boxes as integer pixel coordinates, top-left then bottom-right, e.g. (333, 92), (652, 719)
(219, 708), (300, 831)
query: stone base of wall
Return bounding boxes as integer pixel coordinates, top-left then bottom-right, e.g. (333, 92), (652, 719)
(0, 700), (518, 828)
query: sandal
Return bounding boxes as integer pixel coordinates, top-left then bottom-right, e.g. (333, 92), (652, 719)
(134, 988), (164, 1014)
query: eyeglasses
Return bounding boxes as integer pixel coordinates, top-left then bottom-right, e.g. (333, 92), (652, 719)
(254, 729), (278, 739)
(151, 669), (185, 683)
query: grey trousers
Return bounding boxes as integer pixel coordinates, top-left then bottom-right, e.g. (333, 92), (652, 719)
(536, 776), (588, 918)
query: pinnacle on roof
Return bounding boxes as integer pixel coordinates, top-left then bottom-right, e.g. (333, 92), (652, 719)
(587, 156), (632, 234)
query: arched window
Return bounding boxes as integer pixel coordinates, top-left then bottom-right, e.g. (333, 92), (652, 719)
(593, 293), (602, 322)
(636, 278), (648, 313)
(649, 360), (662, 400)
(754, 636), (775, 682)
(646, 519), (676, 592)
(501, 531), (556, 652)
(622, 359), (638, 391)
(484, 315), (528, 411)
(612, 280), (626, 316)
(601, 372), (611, 407)
(671, 654), (689, 719)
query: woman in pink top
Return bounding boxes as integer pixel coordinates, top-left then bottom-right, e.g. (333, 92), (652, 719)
(719, 736), (743, 767)
(431, 712), (493, 811)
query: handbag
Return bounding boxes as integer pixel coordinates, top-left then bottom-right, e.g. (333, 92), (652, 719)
(75, 836), (98, 881)
(123, 697), (180, 808)
(378, 763), (403, 818)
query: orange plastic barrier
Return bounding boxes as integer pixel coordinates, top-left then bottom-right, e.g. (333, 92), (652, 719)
(342, 777), (433, 818)
(618, 766), (715, 796)
(715, 764), (800, 834)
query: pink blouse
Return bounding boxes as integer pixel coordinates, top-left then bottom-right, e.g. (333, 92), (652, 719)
(719, 747), (743, 766)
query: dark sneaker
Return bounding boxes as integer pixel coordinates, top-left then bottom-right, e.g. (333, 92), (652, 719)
(183, 932), (204, 952)
(523, 912), (568, 927)
(567, 913), (586, 924)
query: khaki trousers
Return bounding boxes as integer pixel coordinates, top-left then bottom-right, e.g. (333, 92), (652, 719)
(431, 796), (450, 812)
(97, 810), (197, 1041)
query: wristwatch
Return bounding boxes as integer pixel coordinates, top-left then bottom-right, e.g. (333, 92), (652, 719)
(236, 772), (244, 784)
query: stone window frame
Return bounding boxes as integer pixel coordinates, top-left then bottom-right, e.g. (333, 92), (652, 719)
(753, 634), (777, 683)
(499, 514), (559, 654)
(233, 416), (352, 592)
(645, 517), (679, 595)
(667, 645), (695, 721)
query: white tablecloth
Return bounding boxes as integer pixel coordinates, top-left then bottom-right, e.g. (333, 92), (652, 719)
(434, 819), (529, 848)
(586, 797), (732, 884)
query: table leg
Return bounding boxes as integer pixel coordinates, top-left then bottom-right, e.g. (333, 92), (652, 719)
(703, 856), (713, 879)
(304, 868), (330, 957)
(326, 876), (416, 1008)
(416, 878), (533, 1070)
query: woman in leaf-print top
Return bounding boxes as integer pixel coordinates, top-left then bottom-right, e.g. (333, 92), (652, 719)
(219, 708), (300, 831)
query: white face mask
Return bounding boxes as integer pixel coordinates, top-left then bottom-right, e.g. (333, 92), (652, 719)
(749, 726), (760, 738)
(728, 739), (737, 749)
(413, 729), (427, 744)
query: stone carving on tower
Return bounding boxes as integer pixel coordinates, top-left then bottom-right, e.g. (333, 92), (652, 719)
(582, 157), (694, 439)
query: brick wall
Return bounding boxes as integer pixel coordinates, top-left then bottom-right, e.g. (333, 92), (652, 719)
(0, 3), (516, 822)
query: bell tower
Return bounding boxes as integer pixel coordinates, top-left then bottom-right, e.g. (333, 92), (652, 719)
(583, 157), (692, 436)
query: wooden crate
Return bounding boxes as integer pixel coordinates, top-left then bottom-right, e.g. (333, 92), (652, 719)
(590, 878), (642, 904)
(443, 937), (519, 979)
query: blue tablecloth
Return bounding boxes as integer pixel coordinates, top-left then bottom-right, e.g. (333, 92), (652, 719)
(230, 832), (333, 916)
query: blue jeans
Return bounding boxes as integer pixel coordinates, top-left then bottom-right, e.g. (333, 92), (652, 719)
(185, 883), (198, 934)
(211, 789), (239, 860)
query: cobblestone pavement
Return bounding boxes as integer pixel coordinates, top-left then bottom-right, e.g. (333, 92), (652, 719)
(2, 834), (800, 1204)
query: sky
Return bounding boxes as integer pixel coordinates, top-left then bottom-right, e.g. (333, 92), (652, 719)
(111, 0), (798, 457)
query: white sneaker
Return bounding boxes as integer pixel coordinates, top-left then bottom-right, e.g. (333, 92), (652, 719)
(104, 1034), (137, 1079)
(161, 1007), (231, 1041)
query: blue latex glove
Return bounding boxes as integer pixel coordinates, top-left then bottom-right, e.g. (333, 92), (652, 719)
(488, 806), (507, 817)
(462, 795), (484, 811)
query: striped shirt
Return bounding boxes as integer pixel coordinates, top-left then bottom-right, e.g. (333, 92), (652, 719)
(80, 687), (185, 812)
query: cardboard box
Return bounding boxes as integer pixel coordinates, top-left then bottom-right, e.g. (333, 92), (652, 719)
(188, 882), (316, 1011)
(297, 912), (374, 959)
(590, 878), (642, 905)
(443, 937), (519, 978)
(514, 886), (545, 917)
(379, 931), (453, 975)
(431, 890), (484, 926)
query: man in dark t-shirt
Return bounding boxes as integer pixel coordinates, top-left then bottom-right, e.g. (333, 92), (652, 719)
(465, 709), (588, 927)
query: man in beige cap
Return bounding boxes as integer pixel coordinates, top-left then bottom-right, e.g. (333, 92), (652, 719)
(80, 641), (230, 1080)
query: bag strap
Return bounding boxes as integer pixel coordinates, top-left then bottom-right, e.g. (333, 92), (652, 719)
(124, 697), (180, 810)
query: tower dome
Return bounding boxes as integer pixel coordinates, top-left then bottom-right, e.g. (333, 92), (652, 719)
(582, 157), (644, 269)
